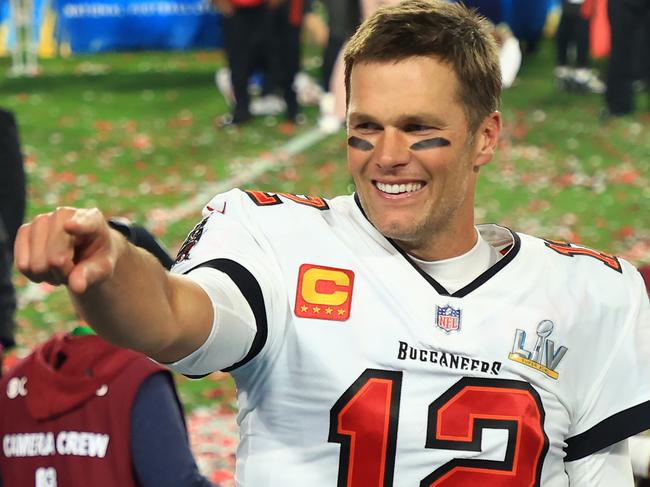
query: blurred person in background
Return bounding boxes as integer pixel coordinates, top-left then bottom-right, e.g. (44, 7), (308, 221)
(554, 0), (605, 93)
(317, 0), (362, 132)
(214, 0), (309, 125)
(319, 0), (361, 93)
(213, 0), (268, 125)
(321, 0), (401, 131)
(0, 220), (214, 487)
(604, 0), (650, 117)
(264, 0), (312, 124)
(0, 109), (26, 374)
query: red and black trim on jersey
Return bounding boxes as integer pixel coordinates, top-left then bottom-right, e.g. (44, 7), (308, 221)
(245, 189), (330, 210)
(180, 258), (268, 376)
(329, 369), (402, 487)
(353, 193), (521, 298)
(543, 239), (622, 273)
(422, 377), (549, 486)
(564, 400), (650, 461)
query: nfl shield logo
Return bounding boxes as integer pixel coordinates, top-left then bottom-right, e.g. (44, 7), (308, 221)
(436, 305), (462, 333)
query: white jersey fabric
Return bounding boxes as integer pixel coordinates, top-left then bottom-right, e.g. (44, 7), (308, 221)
(177, 227), (501, 375)
(170, 189), (650, 486)
(410, 229), (502, 294)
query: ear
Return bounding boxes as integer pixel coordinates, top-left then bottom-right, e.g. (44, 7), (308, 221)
(472, 111), (502, 169)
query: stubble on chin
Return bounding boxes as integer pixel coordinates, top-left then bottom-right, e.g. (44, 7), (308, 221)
(360, 191), (444, 246)
(374, 214), (433, 246)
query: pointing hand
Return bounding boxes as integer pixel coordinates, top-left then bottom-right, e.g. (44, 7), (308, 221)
(14, 207), (122, 294)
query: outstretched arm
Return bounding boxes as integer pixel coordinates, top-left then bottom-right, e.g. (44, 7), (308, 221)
(14, 207), (213, 363)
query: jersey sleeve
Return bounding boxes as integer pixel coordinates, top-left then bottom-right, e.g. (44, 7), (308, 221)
(170, 189), (288, 374)
(166, 267), (258, 376)
(565, 265), (650, 461)
(565, 440), (634, 486)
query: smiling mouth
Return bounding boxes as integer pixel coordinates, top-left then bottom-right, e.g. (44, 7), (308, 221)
(374, 181), (424, 195)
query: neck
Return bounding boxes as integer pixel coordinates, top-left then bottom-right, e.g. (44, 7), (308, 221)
(396, 200), (478, 261)
(396, 223), (478, 261)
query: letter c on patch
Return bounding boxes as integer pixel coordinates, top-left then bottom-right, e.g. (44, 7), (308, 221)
(301, 268), (350, 305)
(295, 264), (355, 321)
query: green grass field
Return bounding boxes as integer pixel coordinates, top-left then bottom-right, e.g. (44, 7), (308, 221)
(1, 40), (649, 410)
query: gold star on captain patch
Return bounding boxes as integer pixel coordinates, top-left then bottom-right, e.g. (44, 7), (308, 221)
(325, 307), (333, 315)
(337, 309), (345, 316)
(312, 306), (321, 313)
(300, 305), (308, 313)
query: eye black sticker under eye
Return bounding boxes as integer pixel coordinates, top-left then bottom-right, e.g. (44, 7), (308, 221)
(347, 136), (374, 151)
(409, 137), (451, 151)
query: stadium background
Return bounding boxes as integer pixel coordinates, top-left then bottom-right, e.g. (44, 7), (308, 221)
(1, 0), (649, 483)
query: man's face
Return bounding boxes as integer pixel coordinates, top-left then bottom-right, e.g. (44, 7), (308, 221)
(346, 56), (499, 259)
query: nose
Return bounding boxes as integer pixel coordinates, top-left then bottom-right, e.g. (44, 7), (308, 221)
(375, 127), (410, 169)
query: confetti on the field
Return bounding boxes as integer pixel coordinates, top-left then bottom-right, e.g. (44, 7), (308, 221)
(187, 406), (238, 486)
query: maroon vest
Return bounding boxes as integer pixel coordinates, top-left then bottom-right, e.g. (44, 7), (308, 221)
(0, 354), (166, 487)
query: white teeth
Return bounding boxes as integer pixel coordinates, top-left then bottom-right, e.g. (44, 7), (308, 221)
(376, 182), (423, 194)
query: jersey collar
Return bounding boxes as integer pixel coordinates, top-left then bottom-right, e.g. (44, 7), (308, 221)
(352, 192), (521, 297)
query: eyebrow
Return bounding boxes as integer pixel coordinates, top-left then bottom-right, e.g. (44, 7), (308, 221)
(348, 112), (448, 128)
(347, 112), (380, 126)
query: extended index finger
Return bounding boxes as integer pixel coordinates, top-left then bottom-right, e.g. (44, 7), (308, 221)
(46, 207), (80, 275)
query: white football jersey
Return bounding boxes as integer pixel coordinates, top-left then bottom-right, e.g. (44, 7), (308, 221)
(171, 189), (650, 487)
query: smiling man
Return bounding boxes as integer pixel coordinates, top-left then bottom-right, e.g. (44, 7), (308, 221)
(346, 57), (500, 261)
(14, 1), (650, 486)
